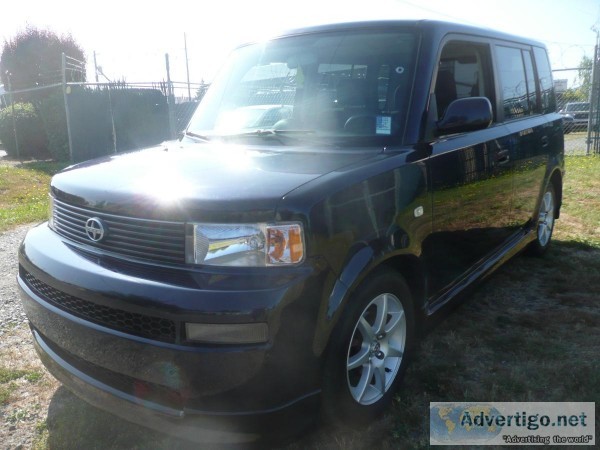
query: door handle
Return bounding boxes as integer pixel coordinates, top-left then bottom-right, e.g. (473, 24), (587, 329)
(541, 135), (549, 148)
(495, 149), (510, 165)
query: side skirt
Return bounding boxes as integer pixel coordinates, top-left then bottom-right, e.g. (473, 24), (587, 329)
(424, 226), (535, 317)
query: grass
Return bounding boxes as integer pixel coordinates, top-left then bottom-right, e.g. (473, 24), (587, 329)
(32, 420), (50, 450)
(0, 383), (17, 405)
(0, 161), (69, 233)
(0, 367), (44, 404)
(553, 155), (600, 247)
(0, 156), (599, 449)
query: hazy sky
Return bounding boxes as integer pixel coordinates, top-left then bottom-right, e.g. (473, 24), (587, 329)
(1, 0), (598, 87)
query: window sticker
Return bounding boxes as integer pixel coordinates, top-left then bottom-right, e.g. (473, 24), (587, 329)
(376, 115), (392, 135)
(296, 66), (304, 87)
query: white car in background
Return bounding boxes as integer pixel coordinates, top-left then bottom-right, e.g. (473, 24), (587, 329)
(559, 102), (589, 132)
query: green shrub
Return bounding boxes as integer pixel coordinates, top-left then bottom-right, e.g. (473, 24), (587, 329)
(35, 87), (171, 163)
(110, 88), (170, 151)
(68, 87), (114, 162)
(37, 91), (69, 161)
(0, 102), (49, 159)
(30, 86), (171, 163)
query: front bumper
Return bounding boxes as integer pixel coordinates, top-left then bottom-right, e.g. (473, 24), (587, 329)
(18, 224), (328, 443)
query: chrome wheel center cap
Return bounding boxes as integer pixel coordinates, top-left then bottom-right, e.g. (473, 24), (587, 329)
(371, 342), (384, 359)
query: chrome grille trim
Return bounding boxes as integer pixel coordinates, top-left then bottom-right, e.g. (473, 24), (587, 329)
(52, 198), (186, 265)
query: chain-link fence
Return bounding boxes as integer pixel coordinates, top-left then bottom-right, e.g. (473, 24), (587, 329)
(0, 53), (207, 163)
(586, 37), (600, 155)
(0, 80), (206, 163)
(554, 40), (600, 157)
(0, 83), (62, 160)
(553, 67), (592, 156)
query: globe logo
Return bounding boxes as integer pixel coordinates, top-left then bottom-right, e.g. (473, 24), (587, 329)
(430, 403), (504, 444)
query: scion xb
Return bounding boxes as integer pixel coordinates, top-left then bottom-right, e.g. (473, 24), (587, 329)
(18, 20), (564, 443)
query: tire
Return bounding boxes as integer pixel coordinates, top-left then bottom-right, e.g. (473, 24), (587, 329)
(322, 268), (415, 426)
(527, 183), (556, 256)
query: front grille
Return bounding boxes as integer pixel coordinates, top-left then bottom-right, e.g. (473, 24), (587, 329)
(52, 198), (186, 265)
(21, 268), (178, 343)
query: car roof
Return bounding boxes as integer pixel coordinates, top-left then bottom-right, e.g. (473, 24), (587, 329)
(237, 20), (546, 50)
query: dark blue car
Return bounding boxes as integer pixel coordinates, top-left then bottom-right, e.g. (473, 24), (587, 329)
(18, 20), (564, 444)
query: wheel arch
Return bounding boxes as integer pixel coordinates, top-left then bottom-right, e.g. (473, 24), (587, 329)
(380, 255), (427, 322)
(313, 249), (427, 357)
(549, 168), (563, 219)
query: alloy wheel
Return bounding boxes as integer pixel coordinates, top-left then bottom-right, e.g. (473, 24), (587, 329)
(346, 293), (406, 405)
(537, 190), (555, 247)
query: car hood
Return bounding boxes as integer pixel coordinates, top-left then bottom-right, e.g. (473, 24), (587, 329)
(51, 142), (380, 222)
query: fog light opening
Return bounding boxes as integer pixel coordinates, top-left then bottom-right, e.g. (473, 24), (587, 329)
(185, 322), (269, 344)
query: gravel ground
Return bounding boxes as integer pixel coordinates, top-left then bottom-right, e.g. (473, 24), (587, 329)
(564, 133), (587, 155)
(0, 223), (60, 450)
(0, 224), (33, 333)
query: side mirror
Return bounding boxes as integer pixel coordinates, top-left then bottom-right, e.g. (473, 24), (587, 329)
(436, 97), (493, 135)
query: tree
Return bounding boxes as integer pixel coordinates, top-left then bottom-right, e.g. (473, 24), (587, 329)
(576, 55), (593, 97)
(0, 26), (86, 92)
(559, 55), (593, 104)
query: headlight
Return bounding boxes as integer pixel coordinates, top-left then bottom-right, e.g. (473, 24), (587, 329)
(48, 195), (56, 231)
(186, 222), (305, 267)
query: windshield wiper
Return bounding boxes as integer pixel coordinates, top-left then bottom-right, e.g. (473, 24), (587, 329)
(221, 129), (319, 145)
(184, 131), (211, 142)
(186, 129), (321, 146)
(271, 129), (316, 135)
(229, 129), (315, 137)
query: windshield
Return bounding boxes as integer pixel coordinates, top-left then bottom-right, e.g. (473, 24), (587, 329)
(187, 29), (417, 147)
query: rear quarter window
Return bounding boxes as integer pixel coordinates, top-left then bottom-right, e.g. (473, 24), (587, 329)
(533, 46), (557, 114)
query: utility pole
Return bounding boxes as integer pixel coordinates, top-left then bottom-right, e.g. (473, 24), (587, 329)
(587, 27), (600, 155)
(94, 57), (117, 153)
(62, 53), (75, 162)
(93, 51), (99, 83)
(184, 33), (191, 101)
(165, 53), (177, 139)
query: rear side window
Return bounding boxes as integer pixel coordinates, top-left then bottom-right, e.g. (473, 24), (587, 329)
(496, 45), (539, 120)
(533, 46), (557, 113)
